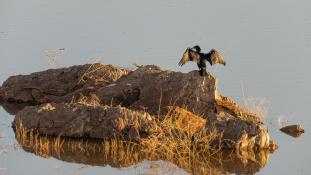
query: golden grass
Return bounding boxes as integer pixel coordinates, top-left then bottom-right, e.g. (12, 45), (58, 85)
(37, 103), (56, 113)
(137, 106), (222, 171)
(14, 105), (223, 173)
(237, 82), (270, 123)
(239, 96), (270, 123)
(14, 117), (270, 175)
(216, 95), (266, 124)
(77, 63), (129, 85)
(15, 119), (64, 158)
(69, 94), (101, 107)
(13, 91), (272, 174)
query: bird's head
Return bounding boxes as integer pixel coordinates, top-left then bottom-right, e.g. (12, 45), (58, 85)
(192, 45), (201, 53)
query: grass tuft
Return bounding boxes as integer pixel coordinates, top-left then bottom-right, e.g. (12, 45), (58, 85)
(77, 63), (129, 85)
(239, 96), (270, 123)
(69, 94), (101, 107)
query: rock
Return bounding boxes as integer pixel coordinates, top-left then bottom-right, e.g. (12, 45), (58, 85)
(280, 124), (305, 137)
(0, 64), (217, 116)
(206, 112), (271, 150)
(13, 102), (272, 150)
(215, 95), (263, 124)
(0, 101), (28, 115)
(14, 103), (157, 141)
(172, 107), (206, 132)
(0, 64), (130, 103)
(1, 63), (275, 150)
(92, 65), (217, 116)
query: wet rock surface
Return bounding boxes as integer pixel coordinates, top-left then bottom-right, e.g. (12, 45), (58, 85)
(1, 63), (276, 150)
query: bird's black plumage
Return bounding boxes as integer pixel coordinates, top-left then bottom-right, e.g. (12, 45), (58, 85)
(178, 45), (226, 76)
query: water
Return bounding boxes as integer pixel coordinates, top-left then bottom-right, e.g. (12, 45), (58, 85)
(0, 0), (310, 174)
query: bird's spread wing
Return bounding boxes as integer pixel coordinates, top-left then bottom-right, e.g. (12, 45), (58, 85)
(210, 50), (226, 66)
(178, 48), (201, 66)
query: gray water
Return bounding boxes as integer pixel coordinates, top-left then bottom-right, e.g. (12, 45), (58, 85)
(0, 0), (311, 174)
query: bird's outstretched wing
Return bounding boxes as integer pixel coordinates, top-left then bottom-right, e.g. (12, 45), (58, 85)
(178, 48), (201, 66)
(210, 49), (226, 66)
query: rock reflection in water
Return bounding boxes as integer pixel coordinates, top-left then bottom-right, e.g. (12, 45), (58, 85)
(16, 133), (271, 175)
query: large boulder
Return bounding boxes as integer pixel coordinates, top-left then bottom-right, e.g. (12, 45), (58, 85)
(95, 65), (217, 116)
(14, 103), (157, 141)
(0, 64), (217, 116)
(13, 102), (272, 150)
(0, 64), (130, 103)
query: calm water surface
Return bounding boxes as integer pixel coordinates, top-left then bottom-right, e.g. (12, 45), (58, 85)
(1, 0), (311, 174)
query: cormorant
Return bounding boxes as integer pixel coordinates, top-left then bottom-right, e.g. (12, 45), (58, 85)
(178, 45), (226, 76)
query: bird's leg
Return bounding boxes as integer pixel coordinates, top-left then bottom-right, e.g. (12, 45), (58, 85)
(202, 68), (207, 76)
(200, 60), (208, 76)
(199, 69), (203, 76)
(198, 68), (207, 76)
(197, 63), (203, 76)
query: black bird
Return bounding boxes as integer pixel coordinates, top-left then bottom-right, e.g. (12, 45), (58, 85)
(178, 45), (226, 76)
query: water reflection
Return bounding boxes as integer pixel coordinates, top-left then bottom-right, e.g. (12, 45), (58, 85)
(1, 98), (273, 174)
(16, 132), (271, 175)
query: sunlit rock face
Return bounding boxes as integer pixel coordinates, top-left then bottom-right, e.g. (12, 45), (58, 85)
(1, 63), (276, 150)
(95, 65), (217, 116)
(14, 103), (157, 141)
(0, 64), (217, 116)
(0, 64), (130, 103)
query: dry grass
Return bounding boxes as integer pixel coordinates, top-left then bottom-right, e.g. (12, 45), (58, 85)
(69, 94), (101, 107)
(15, 120), (64, 158)
(44, 48), (69, 66)
(14, 105), (224, 174)
(13, 92), (270, 174)
(216, 95), (266, 124)
(77, 63), (130, 85)
(237, 82), (270, 123)
(239, 96), (270, 123)
(137, 107), (222, 173)
(14, 118), (269, 175)
(37, 103), (56, 113)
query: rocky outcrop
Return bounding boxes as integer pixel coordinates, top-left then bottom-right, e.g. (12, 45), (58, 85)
(14, 103), (158, 141)
(0, 64), (217, 116)
(95, 65), (217, 116)
(1, 63), (276, 150)
(13, 102), (272, 150)
(0, 64), (130, 103)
